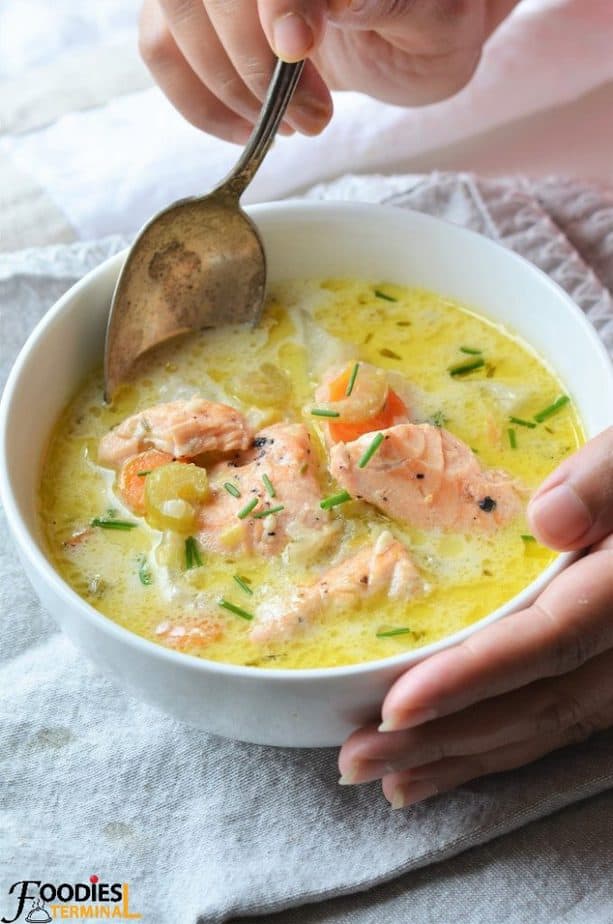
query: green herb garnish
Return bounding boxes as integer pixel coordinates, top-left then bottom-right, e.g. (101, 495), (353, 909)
(374, 289), (397, 302)
(138, 555), (153, 585)
(345, 362), (360, 397)
(252, 504), (285, 519)
(376, 627), (412, 638)
(358, 432), (384, 469)
(224, 482), (241, 498)
(185, 536), (203, 570)
(237, 497), (258, 519)
(137, 470), (152, 477)
(310, 408), (341, 418)
(320, 490), (352, 510)
(508, 428), (517, 449)
(218, 599), (254, 621)
(521, 534), (536, 542)
(449, 357), (485, 377)
(509, 416), (536, 429)
(534, 395), (570, 423)
(262, 474), (276, 498)
(460, 346), (482, 355)
(233, 575), (253, 596)
(430, 411), (448, 428)
(91, 517), (137, 530)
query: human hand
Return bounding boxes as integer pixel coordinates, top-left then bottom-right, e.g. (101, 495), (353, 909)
(138, 0), (519, 143)
(338, 427), (613, 809)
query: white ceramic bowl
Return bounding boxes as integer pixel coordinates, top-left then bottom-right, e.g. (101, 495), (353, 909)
(2, 202), (613, 747)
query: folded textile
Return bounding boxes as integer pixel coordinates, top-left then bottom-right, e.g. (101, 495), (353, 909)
(1, 173), (613, 924)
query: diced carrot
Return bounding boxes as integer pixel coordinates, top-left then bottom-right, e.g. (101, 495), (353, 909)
(325, 369), (409, 443)
(118, 449), (174, 515)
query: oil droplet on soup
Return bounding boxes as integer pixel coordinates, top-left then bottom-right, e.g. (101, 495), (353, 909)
(39, 280), (583, 669)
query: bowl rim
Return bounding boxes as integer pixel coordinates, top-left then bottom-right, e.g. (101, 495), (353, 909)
(1, 198), (610, 683)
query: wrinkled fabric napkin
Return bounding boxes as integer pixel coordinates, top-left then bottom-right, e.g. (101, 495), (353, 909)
(2, 173), (613, 924)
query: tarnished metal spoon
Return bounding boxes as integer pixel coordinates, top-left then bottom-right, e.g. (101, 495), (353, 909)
(104, 59), (304, 401)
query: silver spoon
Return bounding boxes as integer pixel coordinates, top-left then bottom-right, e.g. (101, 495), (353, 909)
(104, 59), (304, 401)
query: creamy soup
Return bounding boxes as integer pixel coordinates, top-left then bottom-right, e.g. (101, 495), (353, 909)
(39, 280), (583, 669)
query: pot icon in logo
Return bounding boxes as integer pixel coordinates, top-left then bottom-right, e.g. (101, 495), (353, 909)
(25, 899), (51, 924)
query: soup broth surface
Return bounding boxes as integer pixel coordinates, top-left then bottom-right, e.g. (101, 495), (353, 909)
(39, 280), (583, 668)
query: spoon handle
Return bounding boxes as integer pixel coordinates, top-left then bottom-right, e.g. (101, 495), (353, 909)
(216, 59), (305, 201)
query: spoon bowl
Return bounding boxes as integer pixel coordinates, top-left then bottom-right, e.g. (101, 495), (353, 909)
(104, 60), (304, 401)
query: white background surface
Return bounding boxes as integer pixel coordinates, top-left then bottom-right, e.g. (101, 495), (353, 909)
(1, 0), (612, 241)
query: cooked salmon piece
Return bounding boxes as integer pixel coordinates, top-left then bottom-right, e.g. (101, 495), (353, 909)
(251, 531), (422, 643)
(155, 616), (223, 651)
(98, 398), (252, 469)
(197, 422), (335, 558)
(330, 423), (524, 533)
(314, 362), (410, 444)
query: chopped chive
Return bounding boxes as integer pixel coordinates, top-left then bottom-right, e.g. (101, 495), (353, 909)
(430, 410), (447, 428)
(237, 497), (258, 519)
(460, 346), (482, 355)
(521, 534), (536, 542)
(252, 504), (285, 519)
(233, 575), (253, 596)
(137, 470), (152, 477)
(534, 395), (570, 423)
(299, 462), (309, 475)
(138, 555), (153, 586)
(358, 432), (384, 469)
(224, 482), (241, 498)
(509, 416), (536, 429)
(218, 598), (254, 621)
(185, 536), (203, 570)
(320, 490), (352, 510)
(449, 357), (485, 377)
(374, 289), (398, 302)
(310, 408), (341, 418)
(262, 474), (276, 498)
(345, 362), (360, 397)
(91, 517), (137, 530)
(508, 428), (517, 449)
(376, 627), (412, 638)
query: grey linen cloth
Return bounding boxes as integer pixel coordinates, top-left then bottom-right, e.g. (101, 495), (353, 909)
(2, 174), (613, 924)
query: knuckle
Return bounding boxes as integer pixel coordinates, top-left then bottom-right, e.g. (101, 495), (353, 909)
(139, 22), (175, 68)
(160, 0), (197, 26)
(535, 695), (586, 738)
(564, 714), (605, 747)
(239, 57), (273, 99)
(551, 625), (597, 674)
(537, 603), (597, 675)
(216, 70), (255, 109)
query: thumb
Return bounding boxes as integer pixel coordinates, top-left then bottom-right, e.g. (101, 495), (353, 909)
(528, 426), (613, 551)
(257, 1), (343, 62)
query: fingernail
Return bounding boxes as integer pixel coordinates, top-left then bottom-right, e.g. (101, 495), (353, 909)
(273, 13), (314, 62)
(338, 770), (357, 786)
(528, 483), (591, 546)
(379, 708), (437, 733)
(391, 781), (439, 810)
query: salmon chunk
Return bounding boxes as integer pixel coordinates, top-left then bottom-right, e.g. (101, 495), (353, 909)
(251, 531), (422, 643)
(330, 423), (524, 533)
(197, 423), (334, 558)
(98, 398), (252, 469)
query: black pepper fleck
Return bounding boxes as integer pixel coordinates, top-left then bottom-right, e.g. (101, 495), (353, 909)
(478, 496), (497, 512)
